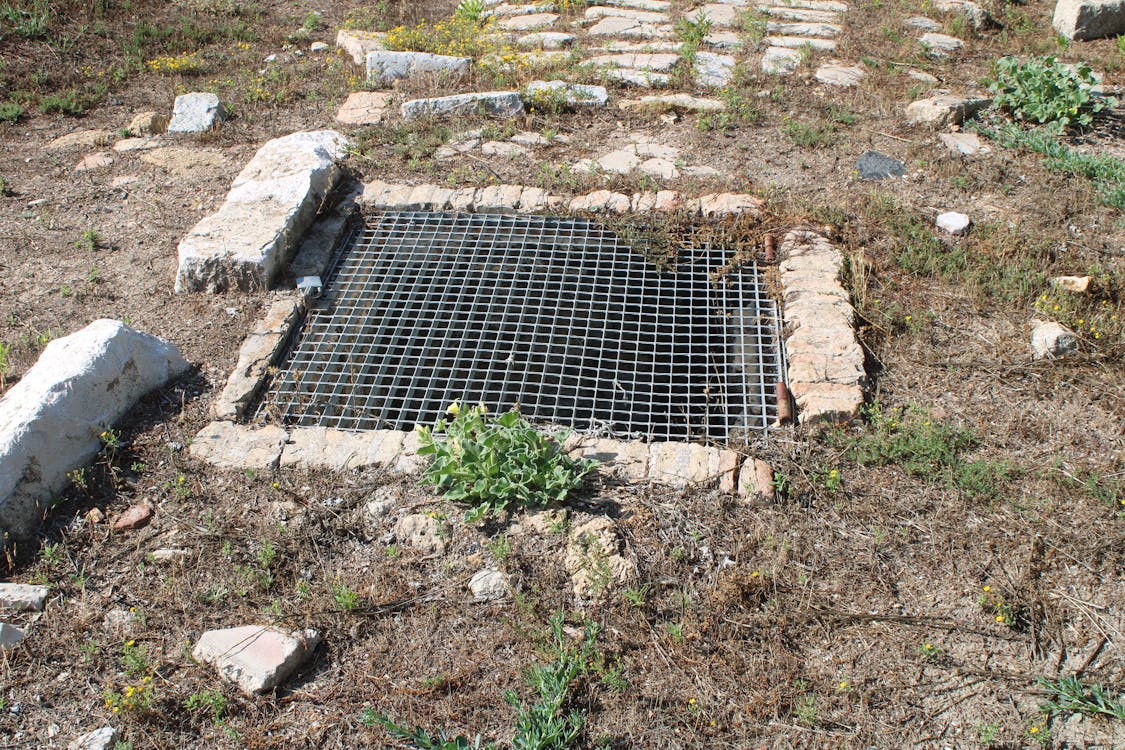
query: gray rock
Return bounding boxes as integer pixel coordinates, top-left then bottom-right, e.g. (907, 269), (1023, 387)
(761, 46), (802, 74)
(175, 130), (350, 293)
(936, 211), (971, 235)
(526, 80), (609, 107)
(1051, 275), (1092, 293)
(906, 15), (942, 30)
(1031, 321), (1078, 359)
(193, 625), (320, 694)
(336, 30), (386, 65)
(935, 0), (995, 29)
(469, 569), (512, 601)
(401, 91), (524, 120)
(906, 94), (990, 127)
(190, 422), (288, 471)
(365, 51), (470, 85)
(0, 322), (188, 541)
(602, 68), (671, 87)
(167, 92), (227, 134)
(0, 622), (26, 648)
(856, 151), (906, 180)
(516, 31), (575, 48)
(310, 41), (329, 52)
(694, 51), (736, 87)
(765, 35), (837, 49)
(68, 727), (117, 750)
(1053, 0), (1125, 39)
(128, 111), (167, 136)
(0, 583), (49, 611)
(815, 63), (864, 87)
(919, 32), (963, 56)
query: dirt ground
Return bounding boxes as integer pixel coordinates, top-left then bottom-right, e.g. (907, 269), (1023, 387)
(0, 0), (1123, 748)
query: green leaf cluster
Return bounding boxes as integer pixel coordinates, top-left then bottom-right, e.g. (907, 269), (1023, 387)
(416, 405), (598, 523)
(986, 55), (1117, 131)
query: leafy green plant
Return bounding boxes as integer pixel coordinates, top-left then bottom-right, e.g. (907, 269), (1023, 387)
(674, 10), (713, 64)
(453, 0), (487, 23)
(417, 404), (597, 523)
(986, 56), (1116, 131)
(372, 714), (496, 749)
(1038, 676), (1125, 721)
(332, 580), (361, 611)
(185, 689), (228, 722)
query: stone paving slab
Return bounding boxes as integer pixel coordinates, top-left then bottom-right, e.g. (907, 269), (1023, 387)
(778, 231), (865, 426)
(213, 297), (304, 420)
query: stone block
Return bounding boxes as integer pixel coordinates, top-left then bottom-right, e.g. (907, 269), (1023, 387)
(1053, 0), (1125, 39)
(167, 92), (227, 133)
(280, 427), (396, 471)
(213, 298), (303, 420)
(697, 193), (765, 217)
(762, 46), (802, 74)
(128, 111), (167, 136)
(336, 29), (386, 65)
(366, 50), (470, 85)
(569, 438), (650, 482)
(0, 583), (49, 612)
(906, 94), (990, 127)
(526, 80), (610, 107)
(401, 92), (525, 120)
(335, 91), (393, 125)
(193, 625), (320, 694)
(175, 130), (350, 293)
(1031, 321), (1078, 359)
(0, 321), (188, 540)
(189, 422), (288, 470)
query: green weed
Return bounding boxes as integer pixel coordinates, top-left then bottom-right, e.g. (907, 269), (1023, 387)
(782, 118), (835, 147)
(1038, 675), (1125, 721)
(0, 0), (51, 40)
(417, 403), (597, 523)
(332, 581), (361, 611)
(986, 56), (1115, 131)
(0, 101), (23, 123)
(185, 689), (228, 722)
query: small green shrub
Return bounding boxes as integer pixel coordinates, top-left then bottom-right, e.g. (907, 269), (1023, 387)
(0, 102), (23, 123)
(986, 55), (1116, 131)
(417, 404), (597, 523)
(185, 689), (228, 722)
(0, 0), (51, 40)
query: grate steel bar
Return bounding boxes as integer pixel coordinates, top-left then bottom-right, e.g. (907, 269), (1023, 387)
(258, 211), (784, 442)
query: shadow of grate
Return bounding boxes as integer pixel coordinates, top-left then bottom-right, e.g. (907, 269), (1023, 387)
(256, 211), (784, 443)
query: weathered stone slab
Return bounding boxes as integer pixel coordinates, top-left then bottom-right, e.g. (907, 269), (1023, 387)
(697, 193), (765, 216)
(606, 0), (671, 10)
(1031, 321), (1078, 359)
(45, 130), (114, 151)
(129, 111), (167, 135)
(517, 31), (576, 48)
(0, 583), (49, 612)
(470, 569), (511, 601)
(585, 5), (668, 22)
(366, 51), (470, 85)
(337, 29), (386, 65)
(906, 94), (990, 127)
(335, 91), (393, 125)
(815, 63), (864, 86)
(568, 438), (650, 482)
(779, 230), (864, 427)
(920, 32), (963, 55)
(760, 6), (841, 20)
(588, 15), (674, 36)
(935, 0), (993, 29)
(603, 68), (672, 86)
(401, 91), (524, 120)
(939, 132), (991, 155)
(695, 51), (736, 86)
(756, 0), (848, 10)
(0, 321), (188, 540)
(566, 516), (635, 597)
(856, 150), (905, 180)
(766, 21), (841, 34)
(280, 427), (404, 471)
(589, 52), (680, 71)
(291, 182), (362, 278)
(570, 190), (632, 212)
(167, 92), (227, 134)
(648, 442), (736, 487)
(213, 298), (303, 420)
(498, 12), (559, 29)
(0, 622), (26, 649)
(762, 46), (802, 73)
(193, 625), (320, 694)
(765, 35), (837, 49)
(175, 130), (350, 293)
(476, 184), (526, 211)
(189, 422), (287, 470)
(527, 80), (610, 107)
(1054, 0), (1125, 39)
(686, 3), (741, 25)
(68, 727), (117, 750)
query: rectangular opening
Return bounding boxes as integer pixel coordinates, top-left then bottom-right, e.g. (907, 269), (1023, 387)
(256, 211), (784, 442)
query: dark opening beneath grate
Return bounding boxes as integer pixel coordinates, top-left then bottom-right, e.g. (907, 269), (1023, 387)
(257, 211), (784, 442)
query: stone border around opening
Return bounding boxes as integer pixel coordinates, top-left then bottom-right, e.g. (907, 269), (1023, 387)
(188, 169), (865, 492)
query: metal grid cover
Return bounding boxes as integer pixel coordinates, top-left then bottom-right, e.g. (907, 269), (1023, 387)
(258, 211), (783, 442)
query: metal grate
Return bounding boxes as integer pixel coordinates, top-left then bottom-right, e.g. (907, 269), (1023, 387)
(257, 211), (784, 442)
